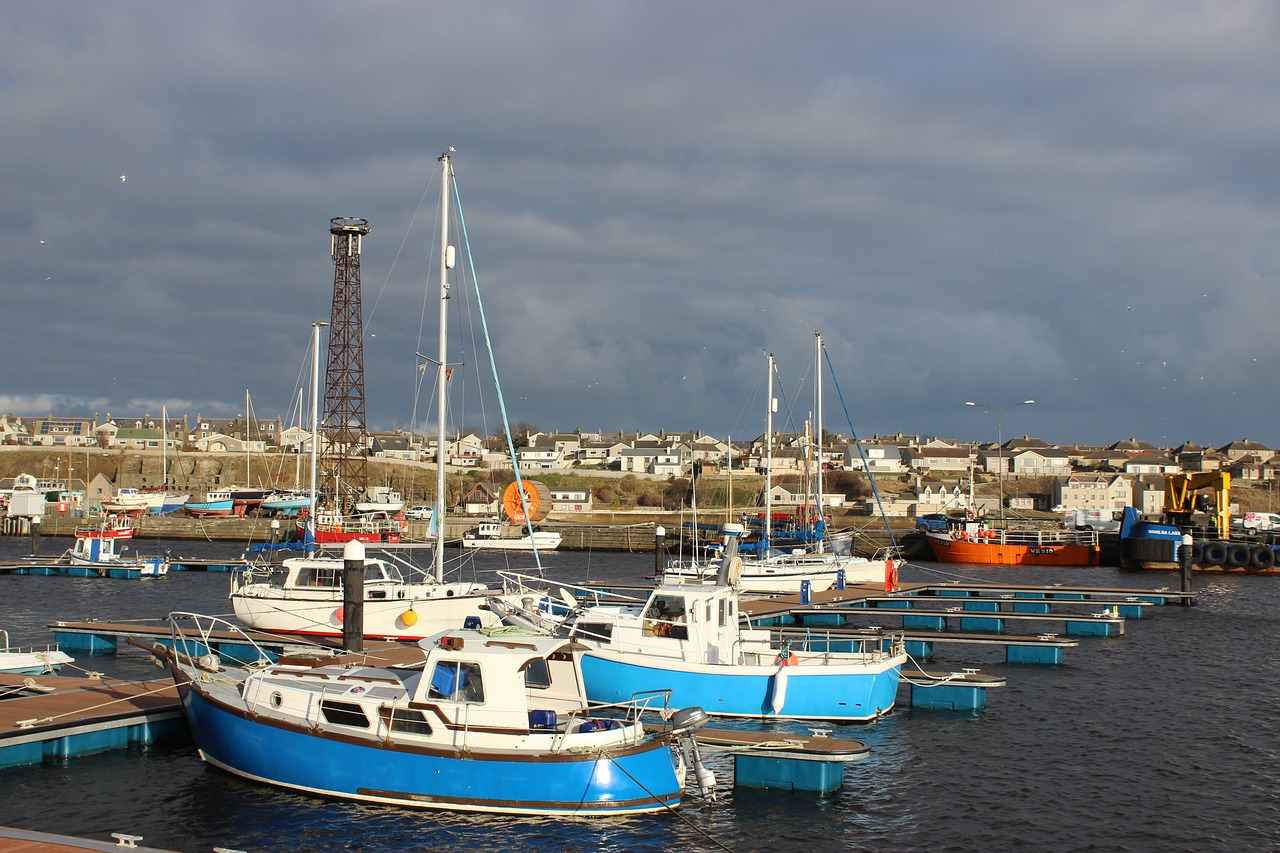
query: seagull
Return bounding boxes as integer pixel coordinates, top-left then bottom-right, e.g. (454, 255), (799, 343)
(39, 239), (45, 244)
(120, 175), (127, 182)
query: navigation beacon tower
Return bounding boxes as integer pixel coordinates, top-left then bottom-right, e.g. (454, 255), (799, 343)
(322, 216), (371, 511)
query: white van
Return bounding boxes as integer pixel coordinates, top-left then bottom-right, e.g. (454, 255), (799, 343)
(1238, 512), (1280, 533)
(1062, 508), (1122, 532)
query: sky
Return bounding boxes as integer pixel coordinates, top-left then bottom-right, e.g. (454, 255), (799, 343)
(5, 1), (1280, 450)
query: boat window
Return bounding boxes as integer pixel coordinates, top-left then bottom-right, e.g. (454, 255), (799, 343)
(643, 595), (687, 638)
(718, 600), (728, 627)
(363, 562), (386, 582)
(320, 699), (370, 728)
(522, 658), (552, 689)
(296, 565), (341, 587)
(387, 708), (433, 736)
(429, 661), (485, 703)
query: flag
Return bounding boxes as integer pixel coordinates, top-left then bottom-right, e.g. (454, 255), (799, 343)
(445, 368), (453, 380)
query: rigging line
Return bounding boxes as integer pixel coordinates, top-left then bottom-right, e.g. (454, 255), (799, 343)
(367, 167), (438, 331)
(820, 345), (899, 549)
(451, 175), (546, 576)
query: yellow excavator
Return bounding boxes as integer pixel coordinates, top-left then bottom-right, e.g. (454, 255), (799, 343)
(1162, 472), (1231, 538)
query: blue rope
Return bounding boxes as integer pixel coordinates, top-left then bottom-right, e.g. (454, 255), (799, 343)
(450, 174), (545, 576)
(820, 345), (899, 550)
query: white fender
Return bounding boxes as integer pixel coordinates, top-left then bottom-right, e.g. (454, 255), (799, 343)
(769, 664), (789, 714)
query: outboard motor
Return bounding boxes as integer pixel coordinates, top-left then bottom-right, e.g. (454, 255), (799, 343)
(715, 523), (746, 586)
(670, 706), (716, 798)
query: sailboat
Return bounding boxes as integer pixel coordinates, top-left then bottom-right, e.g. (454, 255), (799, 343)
(231, 151), (505, 641)
(662, 340), (895, 593)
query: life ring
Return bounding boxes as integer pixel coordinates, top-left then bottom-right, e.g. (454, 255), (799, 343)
(884, 558), (899, 593)
(1225, 543), (1251, 569)
(774, 650), (799, 666)
(1249, 546), (1275, 570)
(1200, 542), (1227, 567)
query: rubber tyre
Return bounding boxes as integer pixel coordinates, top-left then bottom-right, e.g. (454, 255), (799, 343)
(1249, 546), (1275, 570)
(1190, 542), (1204, 564)
(1225, 543), (1251, 569)
(1201, 542), (1227, 567)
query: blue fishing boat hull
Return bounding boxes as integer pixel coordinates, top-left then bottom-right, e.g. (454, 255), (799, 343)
(580, 653), (902, 722)
(178, 686), (684, 815)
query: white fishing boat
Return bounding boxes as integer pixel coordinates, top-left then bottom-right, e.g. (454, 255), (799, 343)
(158, 612), (715, 815)
(0, 629), (73, 674)
(63, 529), (169, 578)
(355, 485), (405, 514)
(230, 546), (494, 641)
(100, 488), (151, 516)
(462, 520), (562, 551)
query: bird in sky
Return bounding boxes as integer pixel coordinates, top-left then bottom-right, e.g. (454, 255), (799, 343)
(120, 175), (126, 182)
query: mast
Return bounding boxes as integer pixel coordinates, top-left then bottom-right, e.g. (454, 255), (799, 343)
(245, 388), (251, 486)
(432, 149), (454, 584)
(814, 331), (825, 553)
(764, 352), (775, 555)
(161, 405), (167, 490)
(309, 321), (327, 553)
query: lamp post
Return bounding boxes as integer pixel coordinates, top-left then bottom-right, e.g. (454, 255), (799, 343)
(966, 399), (1036, 526)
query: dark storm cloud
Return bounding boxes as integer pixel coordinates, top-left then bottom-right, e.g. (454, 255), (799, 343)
(4, 1), (1280, 448)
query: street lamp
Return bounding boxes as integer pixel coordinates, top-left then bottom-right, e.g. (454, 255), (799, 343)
(966, 399), (1036, 526)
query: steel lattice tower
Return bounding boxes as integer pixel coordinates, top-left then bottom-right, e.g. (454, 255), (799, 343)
(322, 216), (371, 511)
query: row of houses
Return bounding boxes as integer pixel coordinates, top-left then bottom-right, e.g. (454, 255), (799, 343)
(4, 414), (1280, 482)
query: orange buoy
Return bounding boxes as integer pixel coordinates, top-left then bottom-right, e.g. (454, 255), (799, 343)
(503, 480), (552, 523)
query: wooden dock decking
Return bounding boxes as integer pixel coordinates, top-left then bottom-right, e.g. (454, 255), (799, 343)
(0, 671), (186, 771)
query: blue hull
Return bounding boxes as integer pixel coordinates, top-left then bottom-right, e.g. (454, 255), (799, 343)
(580, 654), (901, 721)
(179, 686), (682, 815)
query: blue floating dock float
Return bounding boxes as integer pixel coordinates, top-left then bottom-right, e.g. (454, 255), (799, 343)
(696, 728), (871, 793)
(908, 670), (1007, 711)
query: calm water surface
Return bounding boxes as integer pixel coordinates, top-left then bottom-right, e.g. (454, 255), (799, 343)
(0, 535), (1277, 852)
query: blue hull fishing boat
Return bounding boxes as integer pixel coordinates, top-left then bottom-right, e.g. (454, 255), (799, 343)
(497, 527), (907, 722)
(160, 612), (714, 815)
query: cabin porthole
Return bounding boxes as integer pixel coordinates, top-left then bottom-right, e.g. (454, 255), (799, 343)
(270, 691), (283, 708)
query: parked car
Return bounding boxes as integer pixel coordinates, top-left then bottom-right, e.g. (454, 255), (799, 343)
(916, 513), (965, 533)
(405, 505), (433, 520)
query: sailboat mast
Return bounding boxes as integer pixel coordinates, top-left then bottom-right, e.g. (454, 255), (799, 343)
(814, 331), (825, 554)
(433, 150), (454, 584)
(245, 388), (251, 485)
(765, 352), (774, 553)
(161, 405), (167, 490)
(309, 321), (327, 550)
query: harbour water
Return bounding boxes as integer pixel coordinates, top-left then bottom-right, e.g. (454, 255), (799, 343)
(1, 535), (1277, 852)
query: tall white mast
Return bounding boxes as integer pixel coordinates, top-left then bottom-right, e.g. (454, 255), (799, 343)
(309, 321), (327, 551)
(432, 149), (454, 584)
(814, 331), (825, 554)
(161, 405), (167, 490)
(765, 351), (775, 554)
(245, 388), (251, 486)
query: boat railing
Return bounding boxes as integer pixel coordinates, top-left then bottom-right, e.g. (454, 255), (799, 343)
(0, 629), (64, 656)
(168, 612), (288, 671)
(945, 527), (1099, 546)
(497, 571), (642, 609)
(774, 629), (906, 662)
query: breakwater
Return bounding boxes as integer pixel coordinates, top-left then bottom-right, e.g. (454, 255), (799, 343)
(2, 512), (1120, 564)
